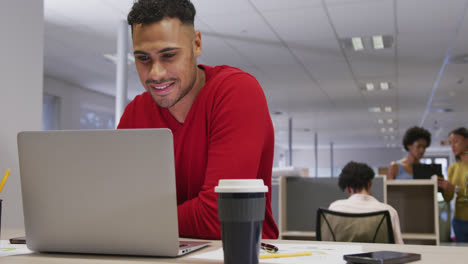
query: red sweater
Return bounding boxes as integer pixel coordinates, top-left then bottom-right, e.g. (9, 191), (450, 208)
(118, 65), (278, 239)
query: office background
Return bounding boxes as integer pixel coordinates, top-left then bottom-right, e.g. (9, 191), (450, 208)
(1, 0), (468, 232)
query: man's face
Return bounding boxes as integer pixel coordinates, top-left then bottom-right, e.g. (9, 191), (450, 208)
(132, 18), (202, 109)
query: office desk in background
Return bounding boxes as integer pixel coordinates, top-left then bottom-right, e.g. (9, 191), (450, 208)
(1, 229), (467, 264)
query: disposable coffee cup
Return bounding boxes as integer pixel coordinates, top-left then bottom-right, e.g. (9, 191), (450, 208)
(215, 179), (267, 264)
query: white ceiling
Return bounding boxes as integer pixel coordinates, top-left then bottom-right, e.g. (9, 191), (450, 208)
(43, 0), (468, 149)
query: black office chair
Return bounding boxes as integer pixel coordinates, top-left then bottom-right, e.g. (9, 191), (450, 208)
(316, 208), (395, 244)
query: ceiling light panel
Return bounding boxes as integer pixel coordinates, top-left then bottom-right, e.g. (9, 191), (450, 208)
(380, 82), (390, 90)
(372, 35), (384, 49)
(342, 35), (394, 52)
(363, 82), (391, 91)
(351, 37), (364, 51)
(369, 107), (382, 113)
(340, 37), (365, 51)
(377, 35), (394, 49)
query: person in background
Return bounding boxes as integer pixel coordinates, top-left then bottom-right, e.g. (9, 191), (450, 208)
(438, 127), (468, 242)
(387, 126), (431, 180)
(118, 0), (278, 239)
(329, 161), (404, 244)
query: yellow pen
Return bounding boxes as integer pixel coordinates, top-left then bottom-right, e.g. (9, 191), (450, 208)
(260, 251), (312, 259)
(0, 168), (11, 194)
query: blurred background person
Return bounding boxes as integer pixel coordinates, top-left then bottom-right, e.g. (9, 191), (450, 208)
(330, 161), (404, 244)
(387, 126), (431, 180)
(438, 127), (468, 242)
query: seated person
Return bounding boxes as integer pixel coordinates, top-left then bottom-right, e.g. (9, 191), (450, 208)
(387, 126), (431, 180)
(329, 161), (404, 244)
(118, 0), (278, 239)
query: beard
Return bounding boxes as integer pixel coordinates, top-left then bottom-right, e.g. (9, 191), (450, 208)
(149, 81), (189, 109)
(147, 65), (199, 109)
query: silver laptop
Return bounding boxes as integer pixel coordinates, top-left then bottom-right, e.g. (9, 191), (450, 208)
(17, 129), (209, 256)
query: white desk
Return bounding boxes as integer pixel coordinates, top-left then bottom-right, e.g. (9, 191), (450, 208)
(1, 229), (467, 264)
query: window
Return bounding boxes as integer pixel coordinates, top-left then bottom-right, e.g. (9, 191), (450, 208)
(80, 104), (115, 129)
(42, 93), (59, 130)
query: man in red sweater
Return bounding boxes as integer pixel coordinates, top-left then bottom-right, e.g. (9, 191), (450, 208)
(119, 0), (278, 239)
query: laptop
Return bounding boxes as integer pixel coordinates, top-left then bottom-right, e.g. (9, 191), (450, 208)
(413, 164), (442, 180)
(413, 163), (443, 192)
(17, 129), (209, 256)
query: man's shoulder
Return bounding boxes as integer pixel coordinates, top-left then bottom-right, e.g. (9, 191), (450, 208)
(205, 64), (250, 76)
(118, 92), (156, 128)
(204, 65), (264, 101)
(328, 199), (349, 210)
(204, 64), (256, 85)
(126, 92), (153, 108)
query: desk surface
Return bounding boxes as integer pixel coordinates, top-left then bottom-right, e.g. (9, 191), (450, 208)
(2, 229), (467, 264)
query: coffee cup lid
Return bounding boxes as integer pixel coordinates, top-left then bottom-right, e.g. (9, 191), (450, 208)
(215, 179), (268, 193)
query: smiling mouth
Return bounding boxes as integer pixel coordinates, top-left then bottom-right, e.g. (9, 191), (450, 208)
(149, 82), (174, 95)
(152, 83), (172, 89)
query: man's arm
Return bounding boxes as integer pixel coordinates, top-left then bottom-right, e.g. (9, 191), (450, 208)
(177, 73), (275, 239)
(117, 98), (136, 129)
(390, 208), (404, 244)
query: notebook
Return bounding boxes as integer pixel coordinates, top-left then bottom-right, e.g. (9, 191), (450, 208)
(17, 129), (209, 257)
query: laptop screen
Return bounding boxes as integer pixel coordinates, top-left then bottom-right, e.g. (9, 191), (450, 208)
(413, 164), (442, 180)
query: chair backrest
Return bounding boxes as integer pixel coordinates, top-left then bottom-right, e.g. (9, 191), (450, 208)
(279, 176), (385, 234)
(316, 208), (395, 244)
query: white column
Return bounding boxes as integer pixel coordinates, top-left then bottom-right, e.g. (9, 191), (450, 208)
(288, 117), (293, 166)
(314, 132), (318, 177)
(115, 20), (129, 127)
(330, 142), (334, 177)
(0, 0), (43, 229)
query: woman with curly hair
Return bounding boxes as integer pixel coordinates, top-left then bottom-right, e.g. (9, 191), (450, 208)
(387, 126), (431, 180)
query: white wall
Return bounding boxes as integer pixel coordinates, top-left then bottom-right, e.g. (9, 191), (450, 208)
(0, 0), (44, 229)
(44, 76), (116, 130)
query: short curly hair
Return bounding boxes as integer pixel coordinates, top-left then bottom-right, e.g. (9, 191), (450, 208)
(450, 127), (468, 139)
(127, 0), (196, 27)
(450, 127), (468, 161)
(338, 161), (375, 192)
(402, 126), (431, 151)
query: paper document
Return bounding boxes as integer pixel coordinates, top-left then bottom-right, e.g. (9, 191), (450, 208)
(0, 240), (33, 257)
(190, 243), (363, 264)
